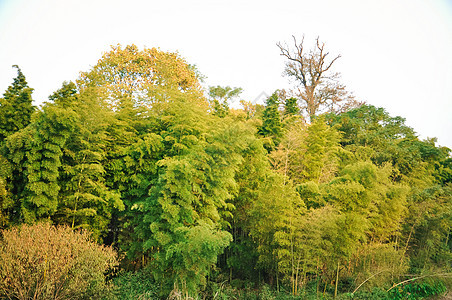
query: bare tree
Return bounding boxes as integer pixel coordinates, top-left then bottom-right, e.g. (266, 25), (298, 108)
(277, 36), (362, 121)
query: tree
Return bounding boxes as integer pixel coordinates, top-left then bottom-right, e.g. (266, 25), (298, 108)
(272, 180), (306, 295)
(49, 85), (124, 240)
(77, 44), (203, 111)
(86, 50), (248, 294)
(166, 223), (232, 295)
(249, 173), (303, 291)
(239, 100), (265, 121)
(48, 80), (78, 108)
(124, 101), (248, 296)
(269, 119), (307, 184)
(0, 154), (12, 229)
(0, 66), (36, 224)
(221, 123), (269, 282)
(301, 116), (341, 183)
(3, 106), (77, 224)
(329, 105), (440, 186)
(208, 85), (243, 117)
(270, 116), (340, 186)
(277, 36), (360, 121)
(284, 97), (299, 119)
(400, 185), (452, 274)
(75, 45), (209, 246)
(259, 91), (283, 150)
(0, 65), (35, 141)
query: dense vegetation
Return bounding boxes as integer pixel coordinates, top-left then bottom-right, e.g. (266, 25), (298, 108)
(0, 41), (450, 299)
(0, 223), (117, 299)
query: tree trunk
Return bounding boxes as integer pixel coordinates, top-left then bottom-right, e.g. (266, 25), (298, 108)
(334, 260), (340, 298)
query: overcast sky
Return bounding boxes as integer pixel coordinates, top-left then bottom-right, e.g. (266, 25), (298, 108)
(0, 0), (451, 148)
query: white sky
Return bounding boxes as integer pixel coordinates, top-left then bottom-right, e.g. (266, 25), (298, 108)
(0, 0), (451, 148)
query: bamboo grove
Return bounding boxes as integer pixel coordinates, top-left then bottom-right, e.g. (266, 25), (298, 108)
(0, 43), (451, 299)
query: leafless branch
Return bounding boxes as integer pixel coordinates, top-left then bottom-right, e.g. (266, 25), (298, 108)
(277, 35), (356, 120)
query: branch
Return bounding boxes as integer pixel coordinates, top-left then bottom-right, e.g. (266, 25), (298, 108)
(277, 36), (307, 86)
(323, 54), (341, 73)
(386, 273), (452, 292)
(293, 35), (304, 61)
(352, 270), (390, 294)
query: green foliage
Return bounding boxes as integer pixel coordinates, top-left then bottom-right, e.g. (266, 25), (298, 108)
(102, 73), (249, 296)
(302, 116), (341, 183)
(0, 154), (12, 228)
(0, 223), (117, 300)
(240, 100), (265, 120)
(403, 185), (452, 273)
(0, 65), (35, 141)
(167, 223), (232, 295)
(270, 116), (340, 185)
(388, 280), (447, 300)
(296, 181), (324, 209)
(349, 243), (409, 290)
(111, 270), (158, 300)
(227, 134), (269, 280)
(48, 80), (78, 108)
(133, 112), (246, 295)
(340, 287), (390, 299)
(3, 105), (77, 223)
(259, 92), (283, 150)
(329, 162), (409, 242)
(435, 155), (452, 184)
(249, 172), (305, 294)
(51, 85), (124, 239)
(77, 44), (203, 110)
(284, 97), (299, 118)
(269, 119), (307, 184)
(329, 105), (416, 149)
(208, 85), (243, 117)
(329, 105), (442, 186)
(0, 44), (450, 299)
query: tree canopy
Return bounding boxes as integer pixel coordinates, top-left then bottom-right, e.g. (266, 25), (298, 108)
(0, 41), (450, 299)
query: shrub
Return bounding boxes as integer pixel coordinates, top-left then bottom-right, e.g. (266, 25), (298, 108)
(388, 280), (447, 300)
(111, 269), (158, 300)
(0, 222), (117, 299)
(349, 243), (408, 290)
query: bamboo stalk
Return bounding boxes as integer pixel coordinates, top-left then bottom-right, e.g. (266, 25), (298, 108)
(334, 260), (339, 298)
(352, 269), (389, 294)
(387, 273), (452, 292)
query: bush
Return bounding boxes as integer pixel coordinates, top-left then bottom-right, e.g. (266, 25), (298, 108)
(111, 269), (158, 300)
(388, 280), (447, 300)
(0, 222), (118, 299)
